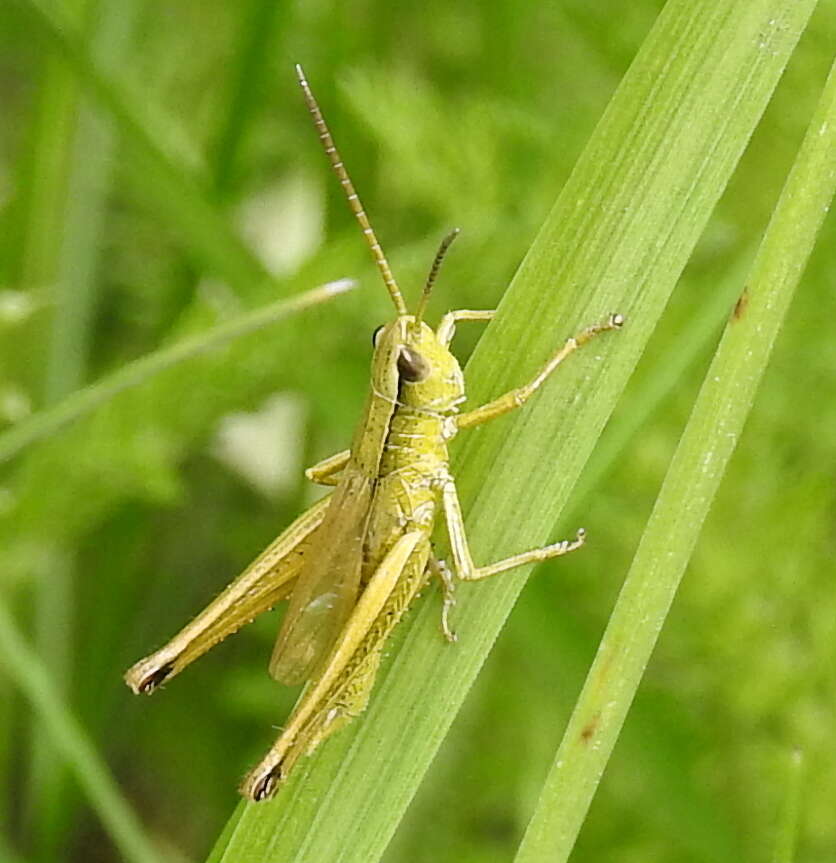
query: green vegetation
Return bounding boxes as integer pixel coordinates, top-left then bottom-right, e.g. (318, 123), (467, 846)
(0, 1), (833, 862)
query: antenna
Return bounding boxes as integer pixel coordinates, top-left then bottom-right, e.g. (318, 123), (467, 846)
(295, 64), (407, 315)
(414, 228), (460, 329)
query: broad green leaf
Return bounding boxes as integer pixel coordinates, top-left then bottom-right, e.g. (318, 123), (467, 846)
(208, 1), (821, 861)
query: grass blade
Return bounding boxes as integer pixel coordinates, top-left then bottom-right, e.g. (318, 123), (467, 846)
(24, 4), (145, 857)
(10, 2), (85, 845)
(514, 54), (836, 863)
(207, 2), (821, 861)
(209, 0), (283, 199)
(0, 600), (165, 863)
(0, 279), (354, 465)
(12, 0), (276, 297)
(773, 750), (804, 863)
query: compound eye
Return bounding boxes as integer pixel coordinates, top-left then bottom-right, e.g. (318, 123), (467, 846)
(372, 325), (385, 347)
(397, 347), (430, 383)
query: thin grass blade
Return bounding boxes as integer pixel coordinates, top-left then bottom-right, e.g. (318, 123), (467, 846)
(514, 55), (836, 863)
(0, 601), (166, 863)
(0, 279), (355, 464)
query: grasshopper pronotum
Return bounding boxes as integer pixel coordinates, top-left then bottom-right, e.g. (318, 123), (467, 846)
(125, 65), (623, 801)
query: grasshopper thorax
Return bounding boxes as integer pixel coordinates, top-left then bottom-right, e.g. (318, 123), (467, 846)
(372, 316), (465, 415)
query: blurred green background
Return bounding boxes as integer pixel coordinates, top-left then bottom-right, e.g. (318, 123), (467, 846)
(0, 1), (834, 861)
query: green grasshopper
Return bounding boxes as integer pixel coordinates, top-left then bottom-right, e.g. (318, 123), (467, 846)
(124, 64), (623, 801)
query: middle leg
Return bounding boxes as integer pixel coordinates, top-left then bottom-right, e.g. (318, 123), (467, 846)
(427, 554), (458, 643)
(440, 473), (585, 583)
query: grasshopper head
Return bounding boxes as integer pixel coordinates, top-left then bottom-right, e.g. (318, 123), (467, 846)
(368, 229), (467, 414)
(372, 317), (465, 414)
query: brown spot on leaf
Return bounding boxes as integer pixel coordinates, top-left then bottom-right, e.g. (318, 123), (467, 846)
(732, 287), (749, 321)
(580, 711), (601, 744)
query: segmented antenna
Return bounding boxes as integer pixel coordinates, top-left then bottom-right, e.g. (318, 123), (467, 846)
(414, 228), (460, 330)
(295, 64), (407, 315)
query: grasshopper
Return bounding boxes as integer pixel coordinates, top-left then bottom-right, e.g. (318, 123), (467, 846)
(124, 64), (623, 801)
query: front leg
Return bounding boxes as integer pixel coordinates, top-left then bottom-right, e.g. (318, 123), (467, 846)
(305, 448), (351, 486)
(436, 309), (495, 346)
(456, 313), (623, 432)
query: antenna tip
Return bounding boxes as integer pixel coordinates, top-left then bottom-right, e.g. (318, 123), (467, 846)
(294, 63), (306, 84)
